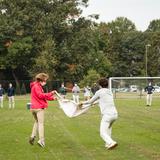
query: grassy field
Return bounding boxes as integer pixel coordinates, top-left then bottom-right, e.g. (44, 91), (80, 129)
(0, 95), (160, 160)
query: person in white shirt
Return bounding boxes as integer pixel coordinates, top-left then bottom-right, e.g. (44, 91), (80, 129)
(83, 86), (91, 101)
(72, 83), (80, 103)
(80, 78), (118, 150)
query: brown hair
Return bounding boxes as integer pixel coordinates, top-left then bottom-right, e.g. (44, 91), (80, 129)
(98, 78), (108, 88)
(35, 73), (49, 82)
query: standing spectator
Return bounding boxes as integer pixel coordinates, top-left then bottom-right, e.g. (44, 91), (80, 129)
(72, 83), (80, 103)
(80, 78), (118, 149)
(145, 82), (155, 106)
(7, 83), (15, 109)
(0, 84), (5, 108)
(91, 83), (99, 95)
(83, 86), (91, 101)
(59, 83), (67, 99)
(29, 73), (57, 147)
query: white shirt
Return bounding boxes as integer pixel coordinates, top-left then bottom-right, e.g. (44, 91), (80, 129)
(84, 87), (91, 97)
(72, 86), (80, 95)
(83, 88), (117, 115)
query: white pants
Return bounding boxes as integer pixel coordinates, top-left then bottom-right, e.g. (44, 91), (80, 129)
(100, 114), (118, 145)
(72, 95), (79, 103)
(8, 96), (15, 108)
(146, 94), (152, 106)
(0, 96), (3, 108)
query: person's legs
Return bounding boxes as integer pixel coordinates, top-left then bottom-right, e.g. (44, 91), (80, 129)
(106, 125), (112, 137)
(8, 97), (12, 109)
(76, 95), (79, 103)
(149, 94), (152, 106)
(100, 114), (118, 149)
(11, 96), (15, 108)
(37, 109), (45, 146)
(146, 94), (149, 106)
(0, 96), (3, 108)
(31, 111), (38, 138)
(100, 119), (114, 145)
(29, 110), (38, 145)
(73, 95), (76, 102)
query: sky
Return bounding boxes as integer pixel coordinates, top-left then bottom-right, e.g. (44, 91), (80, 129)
(81, 0), (160, 31)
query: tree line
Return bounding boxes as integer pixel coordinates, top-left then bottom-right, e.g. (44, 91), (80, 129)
(0, 0), (160, 83)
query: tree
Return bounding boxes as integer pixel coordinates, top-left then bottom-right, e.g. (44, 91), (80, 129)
(21, 83), (27, 95)
(113, 31), (147, 76)
(80, 69), (100, 87)
(0, 0), (89, 81)
(99, 17), (139, 76)
(56, 18), (99, 81)
(146, 32), (160, 76)
(29, 37), (57, 79)
(147, 19), (160, 32)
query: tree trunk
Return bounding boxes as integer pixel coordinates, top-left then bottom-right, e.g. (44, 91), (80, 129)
(12, 70), (21, 95)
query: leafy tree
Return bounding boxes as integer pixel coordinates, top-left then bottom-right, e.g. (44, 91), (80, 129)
(100, 17), (139, 76)
(0, 0), (89, 81)
(29, 37), (57, 79)
(146, 32), (160, 76)
(147, 19), (160, 32)
(80, 69), (100, 87)
(114, 31), (147, 76)
(56, 18), (99, 81)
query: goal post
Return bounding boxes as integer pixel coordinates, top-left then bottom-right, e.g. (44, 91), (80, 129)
(108, 77), (160, 99)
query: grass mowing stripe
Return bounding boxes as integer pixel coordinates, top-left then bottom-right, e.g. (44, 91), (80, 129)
(52, 114), (95, 160)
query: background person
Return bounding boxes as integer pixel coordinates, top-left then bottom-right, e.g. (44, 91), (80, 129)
(91, 83), (99, 95)
(0, 84), (5, 108)
(72, 83), (80, 103)
(29, 73), (57, 148)
(145, 82), (155, 106)
(59, 83), (67, 99)
(7, 83), (15, 109)
(83, 86), (91, 101)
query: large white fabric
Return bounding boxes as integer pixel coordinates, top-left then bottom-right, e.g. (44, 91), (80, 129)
(57, 99), (90, 118)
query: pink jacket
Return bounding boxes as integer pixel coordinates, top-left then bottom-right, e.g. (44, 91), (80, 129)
(30, 82), (56, 109)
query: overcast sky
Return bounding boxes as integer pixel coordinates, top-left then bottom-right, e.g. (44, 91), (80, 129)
(82, 0), (160, 31)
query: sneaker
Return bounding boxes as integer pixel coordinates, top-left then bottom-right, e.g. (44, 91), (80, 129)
(37, 140), (45, 148)
(105, 143), (109, 148)
(107, 142), (118, 150)
(29, 136), (35, 145)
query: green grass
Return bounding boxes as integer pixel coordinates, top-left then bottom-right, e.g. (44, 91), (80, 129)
(0, 96), (160, 160)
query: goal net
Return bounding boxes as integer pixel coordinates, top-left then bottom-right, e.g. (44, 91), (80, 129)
(109, 77), (160, 99)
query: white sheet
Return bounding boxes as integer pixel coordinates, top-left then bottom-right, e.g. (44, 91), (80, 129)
(57, 99), (90, 118)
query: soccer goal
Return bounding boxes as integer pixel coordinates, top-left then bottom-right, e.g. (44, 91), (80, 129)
(108, 77), (160, 99)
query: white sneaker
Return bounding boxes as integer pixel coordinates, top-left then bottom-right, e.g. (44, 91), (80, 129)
(37, 140), (45, 148)
(107, 142), (118, 150)
(105, 143), (109, 148)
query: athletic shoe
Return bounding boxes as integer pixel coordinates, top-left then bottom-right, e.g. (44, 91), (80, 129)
(105, 143), (109, 148)
(29, 136), (35, 145)
(107, 142), (118, 150)
(37, 140), (45, 148)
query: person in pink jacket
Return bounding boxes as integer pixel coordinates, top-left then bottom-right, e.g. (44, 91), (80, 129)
(29, 73), (57, 148)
